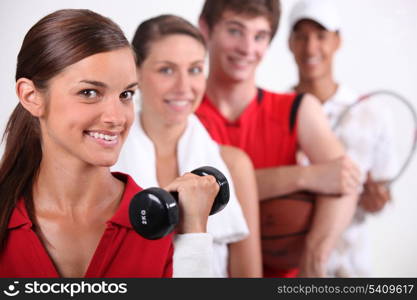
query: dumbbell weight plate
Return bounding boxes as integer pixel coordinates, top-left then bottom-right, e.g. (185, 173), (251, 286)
(129, 187), (179, 240)
(191, 166), (229, 215)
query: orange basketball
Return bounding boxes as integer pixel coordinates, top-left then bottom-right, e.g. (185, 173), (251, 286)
(260, 192), (315, 270)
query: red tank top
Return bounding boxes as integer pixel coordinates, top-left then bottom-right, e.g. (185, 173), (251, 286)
(196, 89), (301, 169)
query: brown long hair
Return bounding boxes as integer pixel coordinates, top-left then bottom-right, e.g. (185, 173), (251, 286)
(0, 9), (130, 249)
(200, 0), (281, 40)
(131, 14), (206, 67)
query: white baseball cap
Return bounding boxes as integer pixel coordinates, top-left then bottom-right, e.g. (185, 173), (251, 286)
(289, 0), (341, 32)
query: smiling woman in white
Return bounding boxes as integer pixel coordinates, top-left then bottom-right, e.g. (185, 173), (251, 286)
(114, 109), (249, 277)
(112, 15), (262, 277)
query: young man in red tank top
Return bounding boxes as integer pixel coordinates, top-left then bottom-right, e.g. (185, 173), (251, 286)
(196, 0), (361, 277)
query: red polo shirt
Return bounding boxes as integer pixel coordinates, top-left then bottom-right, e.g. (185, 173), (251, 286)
(0, 173), (173, 278)
(196, 89), (303, 278)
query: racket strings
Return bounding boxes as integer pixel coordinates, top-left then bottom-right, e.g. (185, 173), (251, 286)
(333, 90), (417, 184)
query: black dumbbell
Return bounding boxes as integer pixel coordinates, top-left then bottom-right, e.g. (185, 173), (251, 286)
(129, 166), (230, 240)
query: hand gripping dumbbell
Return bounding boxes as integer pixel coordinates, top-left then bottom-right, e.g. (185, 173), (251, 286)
(129, 166), (230, 240)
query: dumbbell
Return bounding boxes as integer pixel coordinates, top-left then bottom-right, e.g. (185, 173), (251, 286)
(129, 166), (230, 240)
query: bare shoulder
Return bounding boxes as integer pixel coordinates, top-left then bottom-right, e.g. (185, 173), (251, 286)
(220, 145), (253, 172)
(298, 93), (323, 119)
(297, 93), (344, 162)
(220, 145), (258, 204)
(296, 93), (328, 140)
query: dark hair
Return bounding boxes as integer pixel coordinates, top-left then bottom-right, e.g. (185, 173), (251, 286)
(132, 14), (206, 67)
(200, 0), (281, 40)
(0, 9), (130, 249)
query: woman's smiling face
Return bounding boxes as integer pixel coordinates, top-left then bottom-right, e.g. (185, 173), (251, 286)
(38, 47), (138, 167)
(138, 34), (207, 126)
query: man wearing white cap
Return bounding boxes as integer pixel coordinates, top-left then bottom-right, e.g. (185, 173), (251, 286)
(288, 0), (397, 277)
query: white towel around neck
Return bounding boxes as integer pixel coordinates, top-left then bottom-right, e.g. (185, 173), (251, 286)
(112, 110), (249, 276)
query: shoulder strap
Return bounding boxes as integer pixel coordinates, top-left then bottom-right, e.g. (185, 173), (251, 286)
(289, 93), (305, 132)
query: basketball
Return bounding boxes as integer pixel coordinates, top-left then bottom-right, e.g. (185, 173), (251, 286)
(260, 192), (315, 270)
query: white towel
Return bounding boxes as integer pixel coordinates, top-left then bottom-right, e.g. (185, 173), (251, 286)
(112, 110), (249, 277)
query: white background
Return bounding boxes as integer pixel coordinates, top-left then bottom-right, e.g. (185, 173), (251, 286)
(0, 0), (416, 277)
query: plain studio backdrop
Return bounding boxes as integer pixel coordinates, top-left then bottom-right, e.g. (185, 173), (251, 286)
(0, 0), (416, 277)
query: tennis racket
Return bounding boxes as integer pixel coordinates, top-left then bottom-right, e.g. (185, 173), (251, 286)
(333, 90), (417, 185)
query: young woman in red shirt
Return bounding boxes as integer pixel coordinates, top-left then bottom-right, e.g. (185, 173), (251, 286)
(0, 9), (218, 278)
